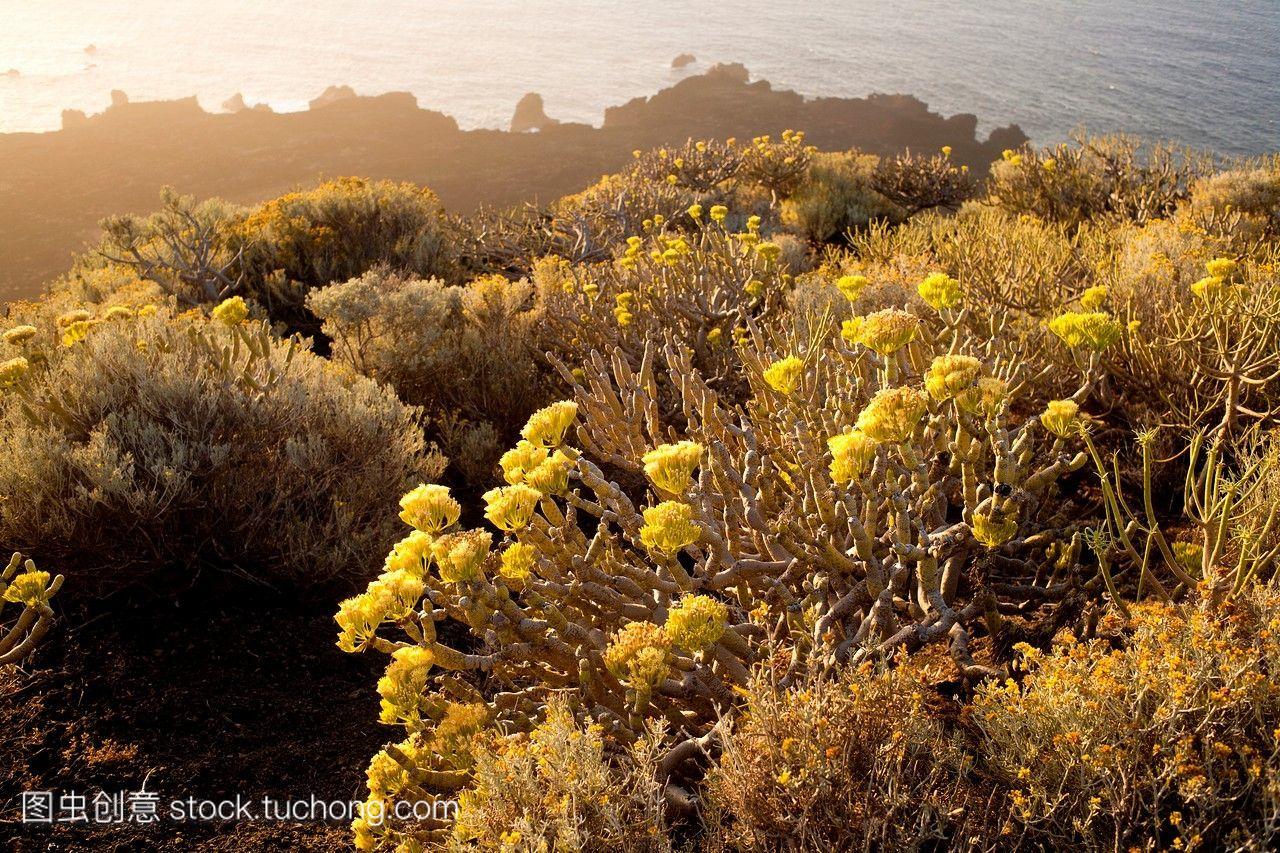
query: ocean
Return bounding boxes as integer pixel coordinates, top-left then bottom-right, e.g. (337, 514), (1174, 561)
(1, 0), (1277, 155)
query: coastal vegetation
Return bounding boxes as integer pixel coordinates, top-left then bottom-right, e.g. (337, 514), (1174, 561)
(5, 130), (1280, 851)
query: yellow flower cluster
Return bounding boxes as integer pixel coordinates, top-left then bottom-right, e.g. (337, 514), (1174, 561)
(56, 309), (91, 327)
(827, 430), (879, 485)
(665, 595), (729, 652)
(971, 510), (1018, 548)
(498, 542), (537, 582)
(836, 274), (869, 302)
(1205, 257), (1239, 280)
(1040, 399), (1080, 438)
(710, 204), (728, 223)
(399, 484), (461, 534)
(377, 645), (436, 724)
(383, 530), (433, 577)
(1079, 285), (1109, 310)
(1190, 274), (1228, 299)
(1048, 311), (1123, 351)
(956, 376), (1009, 417)
(762, 356), (804, 395)
(756, 242), (782, 264)
(2, 325), (37, 346)
(841, 316), (864, 345)
(522, 450), (571, 496)
(500, 441), (571, 496)
(1, 570), (52, 607)
(855, 387), (928, 444)
(482, 484), (541, 531)
(61, 319), (95, 347)
(335, 568), (426, 653)
(521, 400), (578, 448)
(855, 309), (921, 355)
(212, 295), (249, 326)
(603, 621), (672, 691)
(1171, 541), (1204, 574)
(917, 272), (962, 310)
(1191, 257), (1241, 299)
(431, 530), (492, 583)
(642, 441), (704, 494)
(0, 356), (30, 389)
(614, 290), (635, 326)
(104, 305), (134, 321)
(639, 501), (701, 554)
(924, 354), (983, 400)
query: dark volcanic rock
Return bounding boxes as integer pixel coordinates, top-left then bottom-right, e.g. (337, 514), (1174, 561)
(309, 84), (357, 111)
(510, 92), (560, 133)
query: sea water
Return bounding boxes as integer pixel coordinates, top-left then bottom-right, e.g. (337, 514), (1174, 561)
(1, 0), (1277, 154)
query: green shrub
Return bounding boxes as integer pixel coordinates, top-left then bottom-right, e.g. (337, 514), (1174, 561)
(781, 151), (902, 242)
(307, 266), (553, 481)
(88, 180), (458, 332)
(975, 587), (1280, 849)
(708, 661), (989, 850)
(0, 306), (443, 594)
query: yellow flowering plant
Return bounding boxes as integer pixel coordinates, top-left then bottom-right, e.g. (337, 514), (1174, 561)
(1, 553), (64, 667)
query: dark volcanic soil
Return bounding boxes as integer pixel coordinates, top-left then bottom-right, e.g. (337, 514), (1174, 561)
(0, 585), (387, 851)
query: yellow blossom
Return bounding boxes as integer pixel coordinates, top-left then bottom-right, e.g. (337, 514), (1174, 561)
(56, 309), (91, 328)
(924, 354), (983, 400)
(377, 645), (435, 724)
(827, 430), (879, 484)
(972, 510), (1018, 548)
(1048, 311), (1123, 351)
(399, 483), (461, 534)
(841, 316), (865, 345)
(1079, 285), (1109, 310)
(639, 501), (701, 554)
(1190, 275), (1227, 299)
(2, 325), (38, 346)
(61, 319), (95, 347)
(212, 295), (249, 325)
(603, 621), (672, 690)
(1040, 399), (1080, 438)
(856, 308), (920, 355)
(383, 531), (433, 577)
(432, 529), (492, 583)
(2, 570), (52, 607)
(499, 440), (549, 485)
(1205, 257), (1238, 280)
(665, 595), (728, 651)
(499, 542), (537, 582)
(756, 242), (782, 263)
(0, 356), (30, 388)
(855, 386), (928, 444)
(482, 484), (542, 531)
(521, 400), (578, 448)
(917, 272), (962, 310)
(763, 355), (804, 395)
(956, 376), (1009, 416)
(836, 274), (869, 302)
(642, 440), (704, 494)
